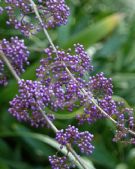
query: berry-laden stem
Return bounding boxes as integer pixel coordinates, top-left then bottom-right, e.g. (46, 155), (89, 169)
(0, 49), (87, 169)
(0, 51), (20, 82)
(29, 0), (135, 138)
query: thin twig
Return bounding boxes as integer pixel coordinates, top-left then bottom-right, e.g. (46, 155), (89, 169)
(0, 51), (20, 82)
(29, 0), (57, 52)
(39, 107), (58, 133)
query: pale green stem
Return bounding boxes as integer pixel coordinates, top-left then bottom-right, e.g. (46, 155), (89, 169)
(0, 51), (21, 82)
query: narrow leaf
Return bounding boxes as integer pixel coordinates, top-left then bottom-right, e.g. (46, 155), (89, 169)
(63, 14), (123, 49)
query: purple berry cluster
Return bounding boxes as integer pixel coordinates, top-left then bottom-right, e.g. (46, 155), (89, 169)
(36, 45), (122, 127)
(88, 73), (113, 98)
(0, 37), (29, 85)
(49, 155), (75, 169)
(113, 102), (135, 143)
(77, 96), (117, 124)
(4, 0), (70, 36)
(56, 125), (94, 155)
(9, 79), (54, 127)
(37, 44), (92, 80)
(44, 0), (70, 27)
(77, 73), (117, 124)
(36, 44), (93, 111)
(1, 37), (29, 75)
(36, 45), (119, 125)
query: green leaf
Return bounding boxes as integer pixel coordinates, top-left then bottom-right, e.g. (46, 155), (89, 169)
(0, 128), (95, 169)
(112, 95), (130, 107)
(0, 158), (33, 169)
(0, 161), (10, 169)
(15, 126), (54, 158)
(91, 140), (117, 169)
(0, 139), (12, 159)
(112, 73), (135, 81)
(63, 14), (123, 49)
(46, 107), (84, 120)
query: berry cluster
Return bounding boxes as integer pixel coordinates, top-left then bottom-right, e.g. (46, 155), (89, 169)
(56, 125), (94, 155)
(113, 102), (135, 143)
(9, 79), (54, 127)
(77, 96), (117, 124)
(0, 37), (29, 85)
(77, 72), (117, 124)
(49, 155), (75, 169)
(4, 0), (70, 36)
(36, 44), (93, 111)
(88, 73), (113, 98)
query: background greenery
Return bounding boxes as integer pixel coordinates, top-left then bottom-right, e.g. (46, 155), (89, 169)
(0, 0), (135, 168)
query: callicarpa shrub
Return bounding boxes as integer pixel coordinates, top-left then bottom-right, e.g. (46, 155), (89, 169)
(0, 0), (135, 169)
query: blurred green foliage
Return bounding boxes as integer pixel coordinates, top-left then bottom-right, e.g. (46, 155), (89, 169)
(0, 0), (135, 169)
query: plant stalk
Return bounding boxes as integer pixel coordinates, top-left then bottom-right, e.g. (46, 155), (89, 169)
(0, 51), (20, 82)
